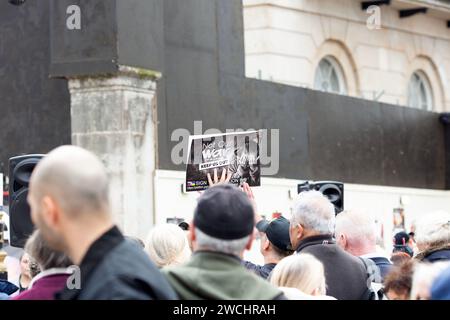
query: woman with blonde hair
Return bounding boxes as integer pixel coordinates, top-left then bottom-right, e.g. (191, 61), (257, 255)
(145, 223), (191, 268)
(270, 253), (334, 299)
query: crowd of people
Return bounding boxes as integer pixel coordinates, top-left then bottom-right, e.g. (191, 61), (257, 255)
(1, 145), (450, 300)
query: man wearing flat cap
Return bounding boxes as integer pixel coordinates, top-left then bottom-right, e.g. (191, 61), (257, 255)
(163, 184), (285, 300)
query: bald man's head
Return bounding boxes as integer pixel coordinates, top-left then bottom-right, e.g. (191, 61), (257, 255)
(29, 145), (110, 220)
(335, 209), (378, 256)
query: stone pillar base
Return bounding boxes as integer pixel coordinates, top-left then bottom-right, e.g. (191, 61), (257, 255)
(69, 66), (161, 239)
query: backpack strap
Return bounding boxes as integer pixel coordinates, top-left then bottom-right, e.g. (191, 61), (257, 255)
(359, 257), (384, 300)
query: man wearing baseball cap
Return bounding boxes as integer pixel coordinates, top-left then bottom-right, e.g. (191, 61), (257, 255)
(163, 184), (285, 300)
(243, 216), (293, 279)
(393, 231), (414, 257)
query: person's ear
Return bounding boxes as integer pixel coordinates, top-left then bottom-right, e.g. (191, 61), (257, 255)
(297, 223), (304, 240)
(41, 196), (60, 229)
(189, 221), (196, 243)
(337, 233), (347, 249)
(245, 231), (255, 251)
(27, 193), (38, 227)
(262, 237), (270, 251)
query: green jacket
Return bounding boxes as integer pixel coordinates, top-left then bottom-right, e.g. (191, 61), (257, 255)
(163, 251), (283, 300)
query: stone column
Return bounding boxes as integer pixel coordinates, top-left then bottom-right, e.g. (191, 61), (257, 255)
(68, 66), (161, 239)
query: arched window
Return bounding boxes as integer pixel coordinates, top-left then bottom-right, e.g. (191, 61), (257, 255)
(314, 56), (347, 95)
(407, 71), (433, 111)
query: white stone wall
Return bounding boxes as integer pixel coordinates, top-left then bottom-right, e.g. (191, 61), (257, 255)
(243, 0), (450, 111)
(154, 169), (450, 251)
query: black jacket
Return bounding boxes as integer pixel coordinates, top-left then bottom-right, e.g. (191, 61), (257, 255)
(416, 244), (450, 263)
(56, 226), (178, 300)
(242, 261), (277, 279)
(368, 256), (393, 280)
(296, 235), (370, 300)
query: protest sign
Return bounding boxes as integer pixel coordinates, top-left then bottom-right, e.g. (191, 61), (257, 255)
(185, 131), (261, 192)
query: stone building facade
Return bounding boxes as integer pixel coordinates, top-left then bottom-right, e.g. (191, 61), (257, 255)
(244, 0), (450, 111)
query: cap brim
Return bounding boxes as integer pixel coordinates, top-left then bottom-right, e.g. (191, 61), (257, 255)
(256, 220), (269, 232)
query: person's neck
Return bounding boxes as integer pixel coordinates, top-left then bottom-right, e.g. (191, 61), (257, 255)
(263, 253), (281, 265)
(20, 274), (31, 287)
(349, 245), (377, 257)
(301, 230), (328, 241)
(65, 219), (115, 265)
(194, 248), (243, 260)
(295, 232), (333, 251)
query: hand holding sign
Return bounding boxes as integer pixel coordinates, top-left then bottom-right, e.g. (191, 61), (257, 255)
(207, 168), (232, 186)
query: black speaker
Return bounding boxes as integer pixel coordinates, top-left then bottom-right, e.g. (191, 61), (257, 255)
(8, 154), (44, 248)
(297, 181), (344, 214)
